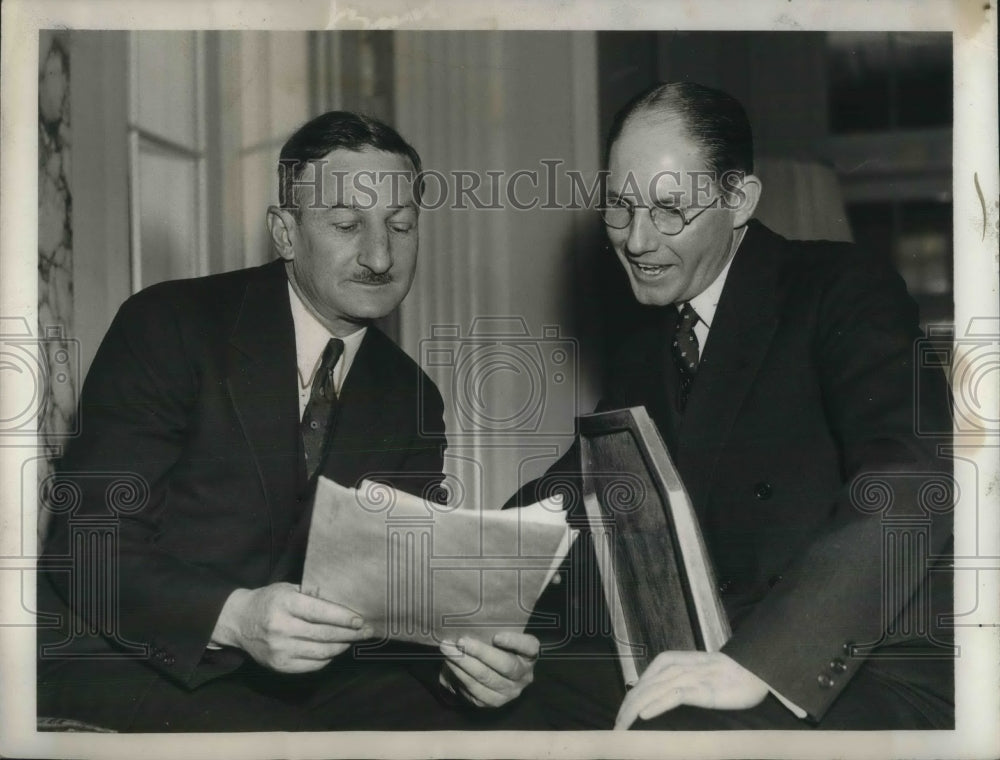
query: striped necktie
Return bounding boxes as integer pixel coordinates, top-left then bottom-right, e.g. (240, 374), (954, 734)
(301, 338), (345, 480)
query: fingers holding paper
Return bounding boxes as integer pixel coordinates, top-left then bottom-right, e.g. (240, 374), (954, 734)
(212, 582), (374, 674)
(440, 632), (540, 707)
(614, 651), (769, 729)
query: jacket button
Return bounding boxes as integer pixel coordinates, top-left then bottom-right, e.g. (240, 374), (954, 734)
(817, 673), (835, 689)
(717, 578), (733, 593)
(753, 481), (772, 500)
(767, 574), (782, 588)
(829, 657), (847, 673)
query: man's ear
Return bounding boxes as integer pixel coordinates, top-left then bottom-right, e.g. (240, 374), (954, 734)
(726, 173), (762, 228)
(266, 206), (297, 261)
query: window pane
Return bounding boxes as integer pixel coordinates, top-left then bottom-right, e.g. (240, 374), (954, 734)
(897, 200), (952, 296)
(895, 33), (952, 129)
(846, 199), (952, 295)
(133, 31), (200, 149)
(845, 201), (894, 264)
(846, 199), (953, 324)
(137, 140), (200, 288)
(828, 32), (891, 133)
(828, 32), (951, 133)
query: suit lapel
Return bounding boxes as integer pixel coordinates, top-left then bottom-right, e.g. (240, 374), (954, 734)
(677, 222), (782, 511)
(270, 328), (400, 584)
(225, 262), (300, 575)
(323, 328), (397, 487)
(616, 307), (683, 457)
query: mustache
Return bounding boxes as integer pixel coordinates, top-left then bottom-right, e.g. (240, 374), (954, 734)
(353, 271), (394, 285)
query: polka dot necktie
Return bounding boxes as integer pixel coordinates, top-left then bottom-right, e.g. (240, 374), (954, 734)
(301, 338), (345, 481)
(672, 303), (700, 409)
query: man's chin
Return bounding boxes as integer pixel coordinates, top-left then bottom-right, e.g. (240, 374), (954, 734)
(629, 284), (680, 308)
(344, 285), (410, 316)
(346, 298), (407, 322)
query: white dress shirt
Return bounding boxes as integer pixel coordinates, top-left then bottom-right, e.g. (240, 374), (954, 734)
(287, 282), (366, 419)
(686, 226), (746, 358)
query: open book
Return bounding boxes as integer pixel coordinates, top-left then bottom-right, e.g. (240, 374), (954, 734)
(301, 477), (576, 648)
(579, 406), (731, 686)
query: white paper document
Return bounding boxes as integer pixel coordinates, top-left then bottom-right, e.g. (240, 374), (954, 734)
(301, 477), (577, 647)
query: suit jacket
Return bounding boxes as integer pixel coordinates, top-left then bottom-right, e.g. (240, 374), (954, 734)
(520, 220), (953, 722)
(38, 260), (446, 706)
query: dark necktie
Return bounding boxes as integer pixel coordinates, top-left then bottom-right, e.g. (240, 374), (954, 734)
(301, 338), (345, 481)
(672, 303), (700, 409)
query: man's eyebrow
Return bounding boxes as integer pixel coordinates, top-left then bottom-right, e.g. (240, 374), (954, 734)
(652, 187), (691, 208)
(386, 202), (417, 212)
(652, 195), (682, 209)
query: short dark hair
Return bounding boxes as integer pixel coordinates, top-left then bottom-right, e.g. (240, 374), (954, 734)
(277, 111), (423, 212)
(605, 82), (754, 175)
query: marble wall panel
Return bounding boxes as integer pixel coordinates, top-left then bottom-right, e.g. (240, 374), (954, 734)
(37, 31), (75, 543)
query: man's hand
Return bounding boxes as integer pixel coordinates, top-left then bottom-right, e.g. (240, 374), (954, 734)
(615, 651), (769, 730)
(211, 582), (373, 673)
(439, 632), (539, 708)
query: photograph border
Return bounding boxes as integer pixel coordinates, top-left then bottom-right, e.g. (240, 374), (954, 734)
(2, 1), (997, 758)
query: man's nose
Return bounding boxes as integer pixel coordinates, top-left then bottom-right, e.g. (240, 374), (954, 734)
(357, 224), (392, 273)
(624, 208), (660, 257)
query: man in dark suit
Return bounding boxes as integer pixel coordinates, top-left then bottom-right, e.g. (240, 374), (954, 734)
(516, 82), (954, 730)
(37, 111), (539, 731)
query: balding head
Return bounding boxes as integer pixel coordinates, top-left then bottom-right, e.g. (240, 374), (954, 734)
(605, 82), (754, 177)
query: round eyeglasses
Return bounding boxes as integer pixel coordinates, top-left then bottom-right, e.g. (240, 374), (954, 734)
(600, 196), (719, 236)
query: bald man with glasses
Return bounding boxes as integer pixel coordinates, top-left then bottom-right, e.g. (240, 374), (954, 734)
(512, 81), (954, 732)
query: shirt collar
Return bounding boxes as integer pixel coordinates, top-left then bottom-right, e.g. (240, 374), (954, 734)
(688, 225), (747, 329)
(287, 281), (366, 395)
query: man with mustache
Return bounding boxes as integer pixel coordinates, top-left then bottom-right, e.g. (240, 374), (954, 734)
(37, 111), (538, 731)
